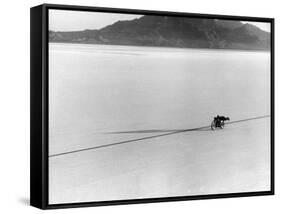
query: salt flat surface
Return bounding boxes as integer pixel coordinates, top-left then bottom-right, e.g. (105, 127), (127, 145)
(49, 118), (270, 203)
(48, 43), (271, 204)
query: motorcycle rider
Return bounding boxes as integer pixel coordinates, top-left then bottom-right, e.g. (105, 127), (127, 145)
(214, 115), (230, 127)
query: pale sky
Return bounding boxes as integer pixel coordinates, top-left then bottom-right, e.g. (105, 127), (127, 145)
(49, 10), (141, 31)
(49, 9), (270, 32)
(242, 21), (270, 32)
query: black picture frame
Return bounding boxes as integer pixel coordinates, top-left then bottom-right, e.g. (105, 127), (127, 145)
(30, 3), (275, 209)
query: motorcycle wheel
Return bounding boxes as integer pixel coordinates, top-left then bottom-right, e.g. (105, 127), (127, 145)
(220, 121), (225, 129)
(211, 121), (216, 130)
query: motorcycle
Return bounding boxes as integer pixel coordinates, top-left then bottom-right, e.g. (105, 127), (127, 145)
(211, 116), (229, 130)
(211, 119), (224, 130)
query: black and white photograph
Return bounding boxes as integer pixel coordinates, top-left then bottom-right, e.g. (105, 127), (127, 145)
(47, 8), (272, 205)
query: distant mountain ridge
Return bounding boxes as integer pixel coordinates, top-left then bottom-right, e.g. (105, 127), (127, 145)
(49, 15), (270, 50)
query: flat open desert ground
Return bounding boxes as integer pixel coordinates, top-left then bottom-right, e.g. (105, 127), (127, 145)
(48, 43), (271, 204)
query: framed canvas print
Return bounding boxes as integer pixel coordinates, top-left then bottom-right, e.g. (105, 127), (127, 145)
(30, 4), (274, 209)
